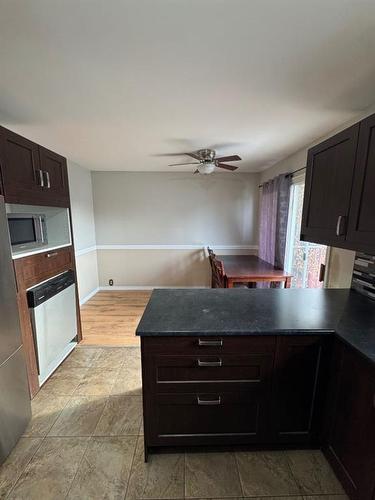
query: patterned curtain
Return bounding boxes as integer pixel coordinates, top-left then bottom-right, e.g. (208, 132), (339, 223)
(259, 174), (291, 269)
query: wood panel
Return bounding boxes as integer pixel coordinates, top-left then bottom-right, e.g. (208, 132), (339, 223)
(80, 291), (151, 346)
(14, 247), (73, 289)
(143, 334), (276, 354)
(142, 335), (275, 448)
(347, 113), (375, 252)
(141, 334), (331, 456)
(324, 342), (375, 500)
(0, 126), (43, 205)
(271, 335), (329, 444)
(39, 147), (70, 207)
(301, 124), (359, 247)
(16, 291), (40, 397)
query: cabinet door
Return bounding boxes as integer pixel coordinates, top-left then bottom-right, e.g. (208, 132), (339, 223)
(0, 127), (43, 204)
(347, 114), (375, 253)
(39, 147), (69, 207)
(272, 336), (327, 444)
(301, 124), (359, 247)
(326, 344), (375, 500)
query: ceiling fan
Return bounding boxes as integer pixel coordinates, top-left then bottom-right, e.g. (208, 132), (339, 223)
(168, 149), (242, 174)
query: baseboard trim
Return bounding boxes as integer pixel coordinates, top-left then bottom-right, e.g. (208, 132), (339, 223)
(99, 285), (210, 291)
(80, 287), (100, 304)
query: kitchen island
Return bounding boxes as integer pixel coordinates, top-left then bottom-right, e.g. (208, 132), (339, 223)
(137, 288), (375, 500)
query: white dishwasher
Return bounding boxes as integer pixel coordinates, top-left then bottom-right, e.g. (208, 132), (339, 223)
(27, 270), (77, 385)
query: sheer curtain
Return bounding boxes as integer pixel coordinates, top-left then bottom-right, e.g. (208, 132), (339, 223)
(259, 173), (291, 269)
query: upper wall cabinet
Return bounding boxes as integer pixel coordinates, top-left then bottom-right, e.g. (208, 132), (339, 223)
(301, 124), (359, 247)
(301, 113), (375, 253)
(0, 127), (43, 203)
(0, 126), (69, 208)
(39, 147), (69, 206)
(347, 114), (375, 252)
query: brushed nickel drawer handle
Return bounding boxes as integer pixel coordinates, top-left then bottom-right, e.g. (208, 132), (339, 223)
(197, 396), (221, 406)
(37, 169), (44, 187)
(198, 339), (223, 347)
(336, 215), (347, 236)
(44, 170), (51, 189)
(197, 359), (222, 367)
(46, 252), (58, 258)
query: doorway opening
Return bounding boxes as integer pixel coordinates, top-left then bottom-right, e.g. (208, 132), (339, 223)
(285, 179), (327, 288)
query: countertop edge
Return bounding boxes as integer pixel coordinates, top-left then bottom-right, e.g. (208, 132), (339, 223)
(136, 329), (335, 336)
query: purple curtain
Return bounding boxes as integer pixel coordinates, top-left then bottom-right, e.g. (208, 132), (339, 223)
(259, 174), (291, 269)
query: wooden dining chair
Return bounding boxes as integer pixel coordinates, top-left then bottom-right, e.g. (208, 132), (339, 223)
(210, 256), (227, 288)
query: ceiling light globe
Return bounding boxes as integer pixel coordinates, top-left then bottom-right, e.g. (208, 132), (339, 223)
(198, 162), (215, 175)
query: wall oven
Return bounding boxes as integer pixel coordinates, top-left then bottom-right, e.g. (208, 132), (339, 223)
(7, 213), (47, 251)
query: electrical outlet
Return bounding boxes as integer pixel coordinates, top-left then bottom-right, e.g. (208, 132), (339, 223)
(109, 279), (114, 286)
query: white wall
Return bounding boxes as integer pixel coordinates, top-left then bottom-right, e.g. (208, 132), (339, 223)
(92, 172), (259, 245)
(259, 103), (375, 288)
(91, 172), (260, 287)
(68, 161), (99, 302)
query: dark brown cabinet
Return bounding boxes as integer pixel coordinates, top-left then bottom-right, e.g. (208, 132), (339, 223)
(0, 127), (44, 204)
(324, 341), (375, 500)
(0, 126), (79, 397)
(141, 335), (329, 457)
(142, 336), (275, 449)
(347, 113), (375, 252)
(301, 124), (359, 247)
(301, 112), (375, 253)
(39, 147), (69, 206)
(0, 126), (69, 207)
(271, 335), (328, 444)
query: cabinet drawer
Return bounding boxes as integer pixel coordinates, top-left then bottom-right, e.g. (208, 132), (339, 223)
(149, 353), (274, 393)
(148, 391), (269, 446)
(14, 247), (73, 288)
(142, 335), (276, 355)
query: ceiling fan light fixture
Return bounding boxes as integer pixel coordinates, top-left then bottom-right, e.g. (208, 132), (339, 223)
(198, 162), (215, 175)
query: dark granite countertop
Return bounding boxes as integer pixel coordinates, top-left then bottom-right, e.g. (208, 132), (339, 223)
(136, 288), (375, 365)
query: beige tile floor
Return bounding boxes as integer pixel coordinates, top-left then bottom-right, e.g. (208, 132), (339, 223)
(0, 346), (349, 500)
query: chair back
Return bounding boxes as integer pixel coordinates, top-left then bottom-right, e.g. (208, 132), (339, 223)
(210, 256), (226, 288)
(207, 246), (215, 258)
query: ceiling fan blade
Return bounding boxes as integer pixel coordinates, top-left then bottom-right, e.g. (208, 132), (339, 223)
(154, 151), (200, 159)
(215, 155), (242, 162)
(217, 163), (238, 171)
(168, 162), (200, 166)
(185, 152), (201, 160)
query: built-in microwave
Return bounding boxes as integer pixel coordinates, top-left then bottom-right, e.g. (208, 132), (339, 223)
(7, 213), (47, 251)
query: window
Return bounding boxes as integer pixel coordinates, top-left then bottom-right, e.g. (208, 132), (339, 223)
(284, 177), (327, 288)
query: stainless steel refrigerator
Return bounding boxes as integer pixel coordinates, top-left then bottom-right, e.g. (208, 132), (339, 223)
(0, 195), (31, 464)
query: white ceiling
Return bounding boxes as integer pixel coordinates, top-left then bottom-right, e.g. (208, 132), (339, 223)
(1, 0), (375, 172)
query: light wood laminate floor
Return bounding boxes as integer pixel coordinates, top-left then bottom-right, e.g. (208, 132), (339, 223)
(80, 291), (152, 346)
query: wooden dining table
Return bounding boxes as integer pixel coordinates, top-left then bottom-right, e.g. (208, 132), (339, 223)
(217, 254), (292, 288)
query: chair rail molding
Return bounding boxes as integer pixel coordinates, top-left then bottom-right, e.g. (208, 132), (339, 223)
(95, 244), (258, 251)
(75, 245), (97, 257)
